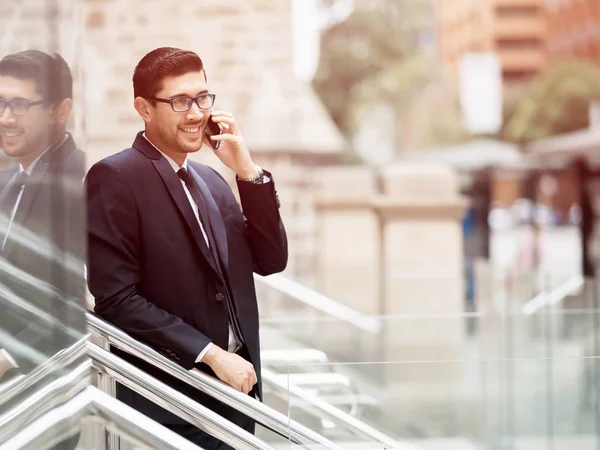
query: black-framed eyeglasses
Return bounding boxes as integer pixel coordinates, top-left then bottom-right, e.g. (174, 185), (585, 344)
(148, 93), (216, 112)
(0, 99), (44, 116)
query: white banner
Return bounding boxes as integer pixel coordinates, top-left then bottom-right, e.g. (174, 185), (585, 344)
(458, 52), (503, 134)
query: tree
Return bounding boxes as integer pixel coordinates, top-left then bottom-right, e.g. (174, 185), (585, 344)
(312, 5), (410, 136)
(313, 0), (468, 156)
(503, 59), (600, 143)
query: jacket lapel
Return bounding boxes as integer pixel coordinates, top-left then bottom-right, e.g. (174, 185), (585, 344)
(150, 157), (220, 277)
(189, 166), (229, 276)
(2, 162), (49, 258)
(0, 167), (19, 205)
(0, 168), (20, 245)
(1, 134), (79, 258)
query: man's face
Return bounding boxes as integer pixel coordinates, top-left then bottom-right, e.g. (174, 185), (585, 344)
(145, 71), (211, 157)
(0, 75), (54, 160)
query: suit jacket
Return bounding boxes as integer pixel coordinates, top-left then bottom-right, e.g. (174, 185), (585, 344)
(86, 132), (288, 424)
(0, 134), (86, 373)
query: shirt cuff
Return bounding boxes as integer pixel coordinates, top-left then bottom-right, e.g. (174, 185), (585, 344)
(195, 342), (213, 363)
(0, 349), (18, 368)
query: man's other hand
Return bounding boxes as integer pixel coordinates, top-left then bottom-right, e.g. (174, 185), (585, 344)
(199, 345), (257, 394)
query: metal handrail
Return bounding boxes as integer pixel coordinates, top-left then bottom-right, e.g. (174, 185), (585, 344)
(521, 273), (585, 314)
(253, 274), (408, 447)
(262, 368), (409, 449)
(0, 360), (91, 441)
(87, 342), (274, 450)
(2, 386), (204, 450)
(86, 312), (341, 450)
(0, 335), (276, 450)
(87, 312), (406, 448)
(0, 334), (88, 406)
(254, 273), (381, 333)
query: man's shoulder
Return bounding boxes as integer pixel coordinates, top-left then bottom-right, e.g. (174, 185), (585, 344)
(60, 147), (85, 172)
(91, 147), (142, 171)
(0, 164), (18, 183)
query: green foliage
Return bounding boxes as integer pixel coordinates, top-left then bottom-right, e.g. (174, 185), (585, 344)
(503, 59), (600, 143)
(314, 0), (471, 152)
(312, 7), (410, 136)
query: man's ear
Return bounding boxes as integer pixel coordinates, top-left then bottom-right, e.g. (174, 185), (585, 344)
(53, 98), (72, 126)
(134, 97), (153, 123)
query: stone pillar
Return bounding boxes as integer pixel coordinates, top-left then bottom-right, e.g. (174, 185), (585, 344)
(377, 163), (468, 385)
(379, 163), (467, 315)
(314, 167), (381, 315)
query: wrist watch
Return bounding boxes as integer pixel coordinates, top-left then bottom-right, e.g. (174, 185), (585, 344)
(242, 165), (265, 184)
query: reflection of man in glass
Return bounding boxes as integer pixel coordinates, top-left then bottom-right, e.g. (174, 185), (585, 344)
(0, 50), (85, 380)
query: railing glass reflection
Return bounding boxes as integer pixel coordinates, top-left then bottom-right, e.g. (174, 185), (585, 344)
(0, 2), (89, 448)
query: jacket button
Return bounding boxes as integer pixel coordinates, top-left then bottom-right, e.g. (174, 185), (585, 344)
(216, 293), (225, 302)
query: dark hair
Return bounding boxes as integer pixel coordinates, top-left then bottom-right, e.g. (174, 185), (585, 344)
(0, 49), (73, 103)
(132, 47), (206, 99)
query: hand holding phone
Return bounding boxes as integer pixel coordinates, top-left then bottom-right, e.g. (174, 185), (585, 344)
(204, 113), (222, 150)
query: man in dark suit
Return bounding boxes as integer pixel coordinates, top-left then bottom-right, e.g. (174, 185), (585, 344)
(0, 50), (86, 380)
(86, 47), (288, 448)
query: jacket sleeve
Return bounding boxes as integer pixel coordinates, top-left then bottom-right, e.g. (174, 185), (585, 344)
(236, 170), (288, 276)
(86, 160), (210, 369)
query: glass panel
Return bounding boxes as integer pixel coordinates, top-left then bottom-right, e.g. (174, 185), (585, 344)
(277, 354), (600, 449)
(0, 0), (89, 446)
(257, 277), (600, 448)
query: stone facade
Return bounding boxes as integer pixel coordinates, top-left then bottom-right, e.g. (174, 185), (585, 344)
(0, 0), (346, 283)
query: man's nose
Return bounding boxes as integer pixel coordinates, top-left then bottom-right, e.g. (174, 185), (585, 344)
(0, 108), (17, 125)
(185, 101), (204, 120)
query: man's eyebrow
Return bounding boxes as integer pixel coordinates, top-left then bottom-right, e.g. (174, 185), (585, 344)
(169, 89), (209, 98)
(0, 96), (31, 101)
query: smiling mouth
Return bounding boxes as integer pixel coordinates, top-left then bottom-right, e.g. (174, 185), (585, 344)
(179, 126), (201, 134)
(2, 129), (24, 138)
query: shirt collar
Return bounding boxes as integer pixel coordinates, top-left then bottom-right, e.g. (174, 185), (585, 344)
(142, 132), (188, 173)
(19, 133), (69, 176)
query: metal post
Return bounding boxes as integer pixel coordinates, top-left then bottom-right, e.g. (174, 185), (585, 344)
(95, 338), (120, 450)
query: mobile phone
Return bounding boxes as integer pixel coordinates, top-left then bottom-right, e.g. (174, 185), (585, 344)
(204, 115), (222, 150)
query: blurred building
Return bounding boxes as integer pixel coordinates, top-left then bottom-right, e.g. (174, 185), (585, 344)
(545, 0), (600, 63)
(436, 0), (547, 83)
(0, 0), (347, 285)
(437, 0), (600, 83)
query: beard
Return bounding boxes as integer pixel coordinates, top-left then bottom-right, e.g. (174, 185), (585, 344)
(160, 121), (206, 154)
(1, 124), (59, 159)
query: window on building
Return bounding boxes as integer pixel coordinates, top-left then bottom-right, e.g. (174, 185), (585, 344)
(495, 5), (540, 16)
(496, 38), (541, 49)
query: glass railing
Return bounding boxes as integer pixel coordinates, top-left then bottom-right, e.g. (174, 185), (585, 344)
(282, 355), (600, 449)
(257, 273), (600, 449)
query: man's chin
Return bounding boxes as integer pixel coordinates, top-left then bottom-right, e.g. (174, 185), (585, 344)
(1, 145), (27, 159)
(178, 139), (204, 153)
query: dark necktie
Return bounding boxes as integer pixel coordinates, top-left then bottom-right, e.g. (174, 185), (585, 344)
(177, 167), (244, 348)
(1, 173), (28, 245)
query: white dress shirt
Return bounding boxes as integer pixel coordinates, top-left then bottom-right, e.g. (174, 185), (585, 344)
(2, 134), (68, 251)
(142, 134), (237, 362)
